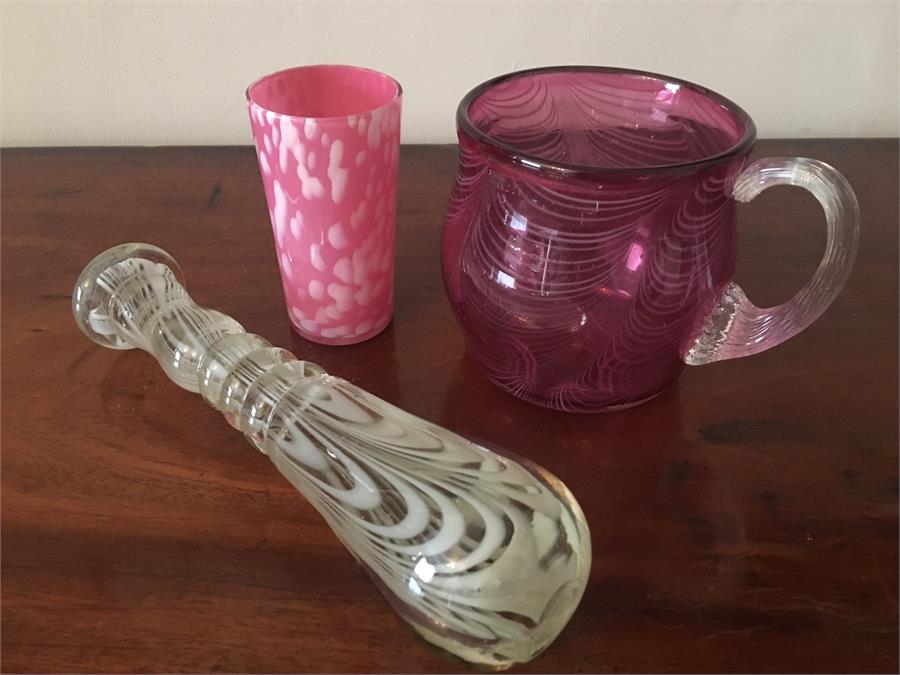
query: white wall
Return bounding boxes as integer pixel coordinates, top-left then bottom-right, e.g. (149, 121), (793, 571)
(1, 0), (897, 147)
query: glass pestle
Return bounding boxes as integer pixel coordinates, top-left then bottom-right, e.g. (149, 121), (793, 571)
(72, 243), (591, 668)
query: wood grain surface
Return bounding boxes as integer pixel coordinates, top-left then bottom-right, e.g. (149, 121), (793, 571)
(2, 141), (897, 673)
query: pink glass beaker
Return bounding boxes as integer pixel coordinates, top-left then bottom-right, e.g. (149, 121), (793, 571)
(248, 65), (402, 345)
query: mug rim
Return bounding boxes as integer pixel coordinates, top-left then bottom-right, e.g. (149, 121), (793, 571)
(457, 65), (757, 177)
(246, 64), (403, 121)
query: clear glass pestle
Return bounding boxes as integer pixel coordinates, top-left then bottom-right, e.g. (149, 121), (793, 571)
(72, 243), (591, 669)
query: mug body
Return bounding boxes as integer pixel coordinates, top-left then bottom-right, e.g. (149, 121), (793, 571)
(442, 67), (755, 411)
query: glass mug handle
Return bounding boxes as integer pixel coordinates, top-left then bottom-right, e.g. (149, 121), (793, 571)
(685, 157), (860, 365)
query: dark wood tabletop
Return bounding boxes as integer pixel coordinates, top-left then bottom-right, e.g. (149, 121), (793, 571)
(2, 140), (898, 674)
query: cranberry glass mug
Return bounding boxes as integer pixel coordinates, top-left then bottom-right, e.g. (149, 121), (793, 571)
(442, 67), (859, 412)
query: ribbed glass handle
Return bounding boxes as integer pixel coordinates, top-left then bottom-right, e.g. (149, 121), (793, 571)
(684, 157), (860, 365)
(72, 243), (591, 669)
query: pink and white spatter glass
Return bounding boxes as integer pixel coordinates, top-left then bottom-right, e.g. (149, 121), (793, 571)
(247, 65), (401, 345)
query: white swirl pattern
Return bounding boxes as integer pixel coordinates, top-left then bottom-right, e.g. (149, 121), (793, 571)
(72, 244), (591, 668)
(443, 69), (748, 411)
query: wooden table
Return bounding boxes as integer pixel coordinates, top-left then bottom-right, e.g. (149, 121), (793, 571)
(2, 141), (897, 673)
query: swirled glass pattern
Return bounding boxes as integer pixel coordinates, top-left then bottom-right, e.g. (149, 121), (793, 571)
(72, 243), (591, 668)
